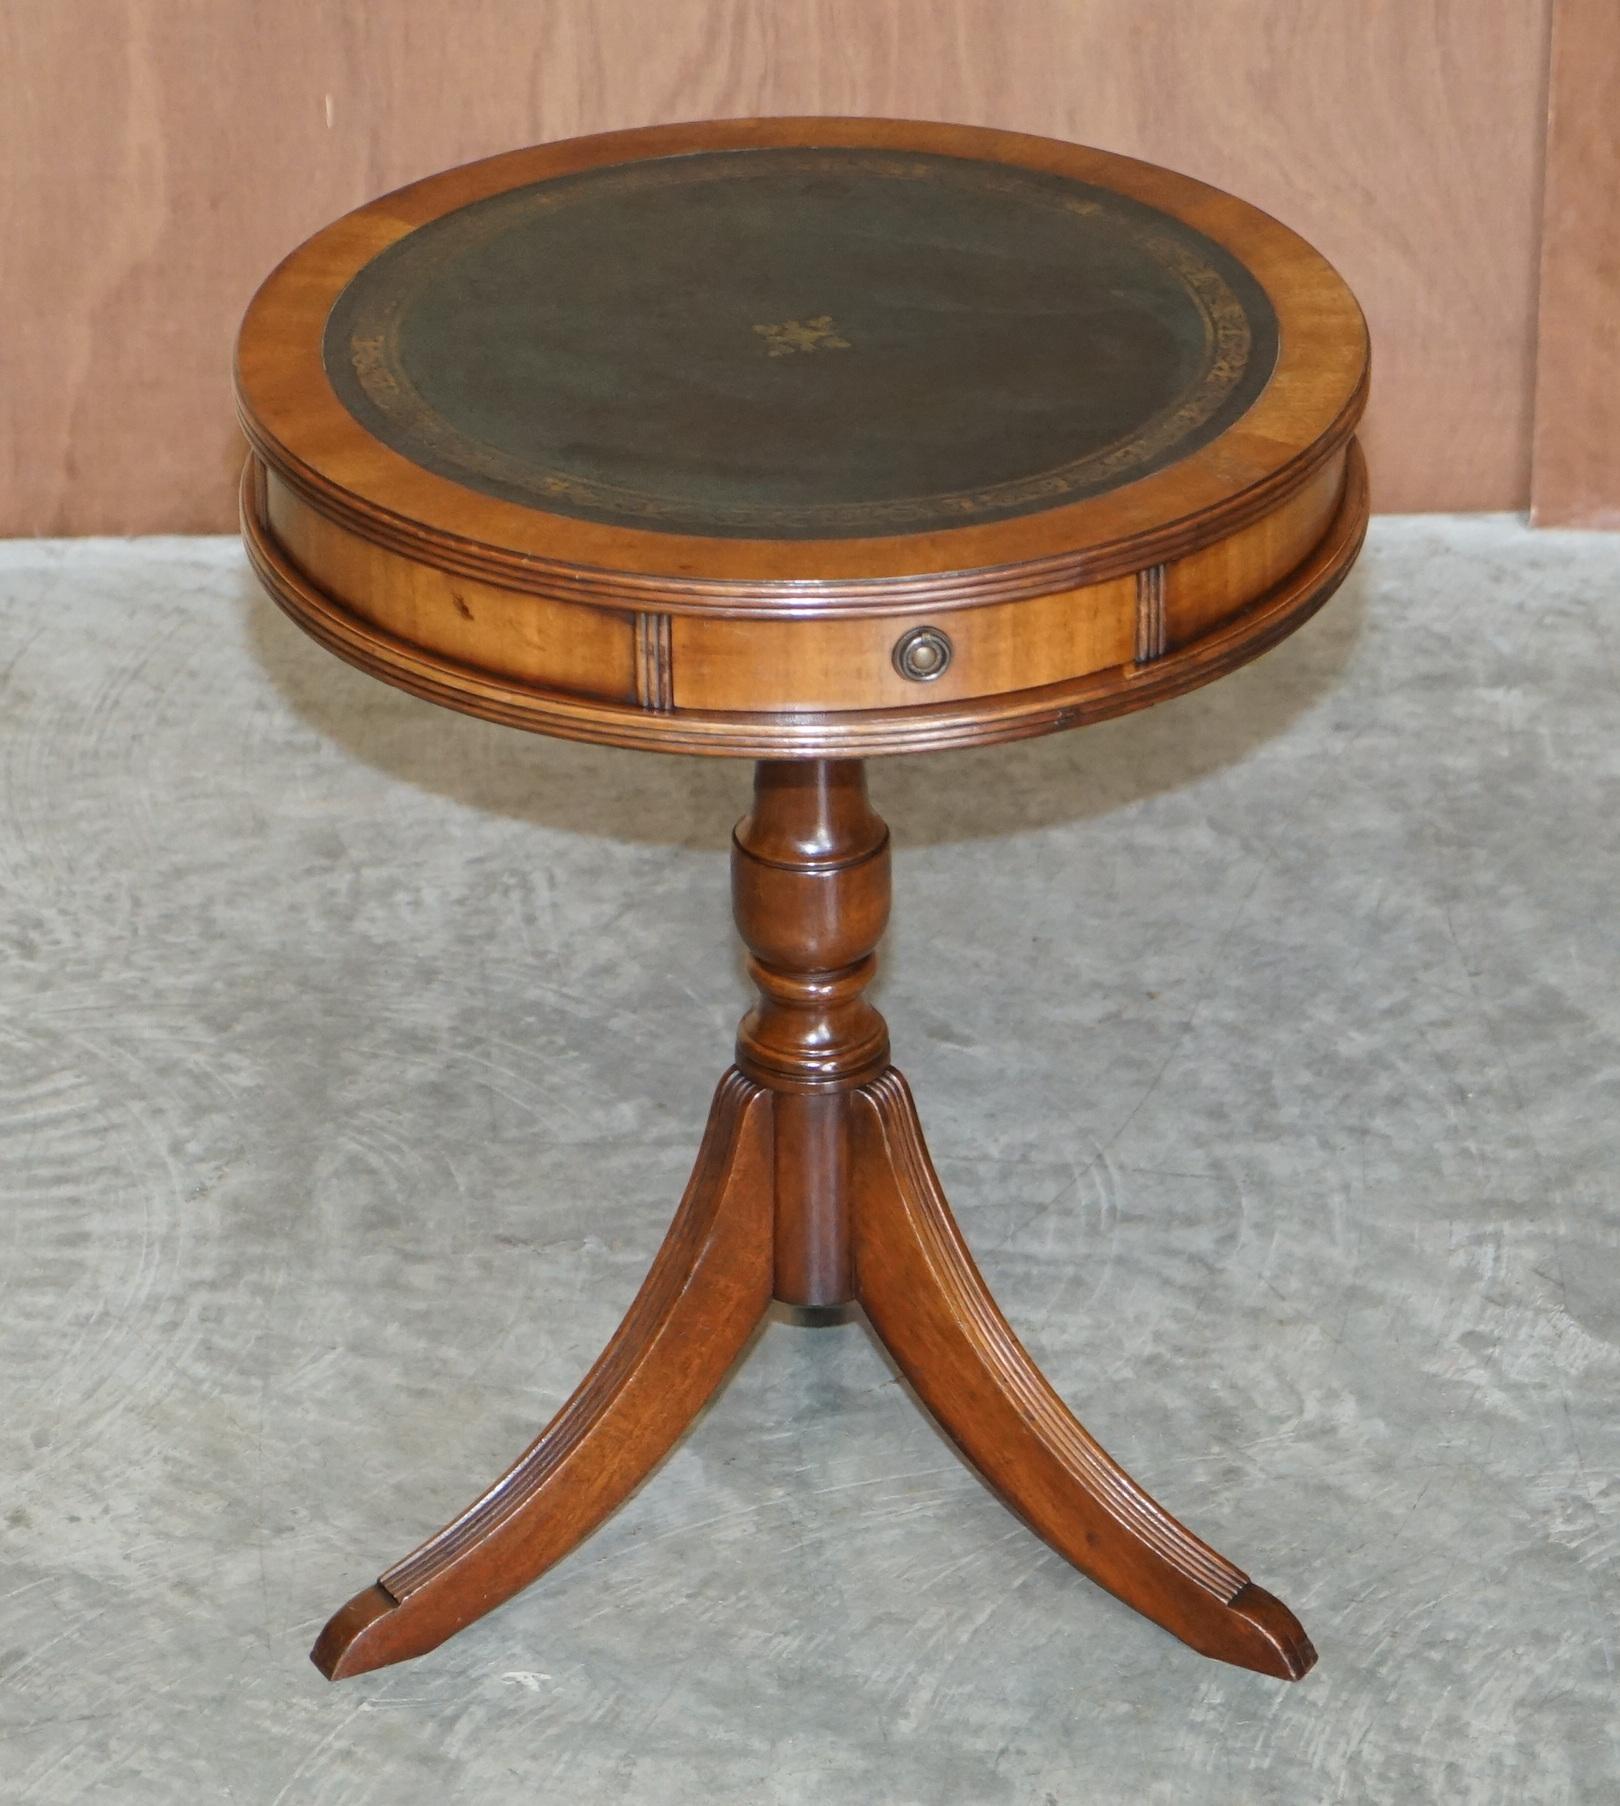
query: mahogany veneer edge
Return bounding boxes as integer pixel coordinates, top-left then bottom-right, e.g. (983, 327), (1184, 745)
(242, 442), (1366, 759)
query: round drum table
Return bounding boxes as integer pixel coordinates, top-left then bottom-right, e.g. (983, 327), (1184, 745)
(236, 117), (1369, 1684)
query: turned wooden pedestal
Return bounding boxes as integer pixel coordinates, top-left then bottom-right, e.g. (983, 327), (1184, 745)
(235, 117), (1370, 1684)
(313, 759), (1314, 1682)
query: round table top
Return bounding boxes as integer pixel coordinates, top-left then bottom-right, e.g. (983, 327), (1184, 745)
(320, 146), (1279, 544)
(236, 118), (1369, 756)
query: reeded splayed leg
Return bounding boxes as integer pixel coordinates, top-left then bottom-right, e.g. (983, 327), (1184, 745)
(735, 761), (1313, 1679)
(313, 756), (1313, 1685)
(849, 1067), (1315, 1680)
(311, 1069), (773, 1680)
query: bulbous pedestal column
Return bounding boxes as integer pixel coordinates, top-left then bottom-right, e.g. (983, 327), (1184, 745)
(311, 759), (1314, 1685)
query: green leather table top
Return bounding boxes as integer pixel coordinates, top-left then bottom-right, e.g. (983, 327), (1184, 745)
(323, 146), (1279, 541)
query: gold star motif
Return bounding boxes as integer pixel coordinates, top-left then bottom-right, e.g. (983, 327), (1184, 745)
(753, 315), (852, 357)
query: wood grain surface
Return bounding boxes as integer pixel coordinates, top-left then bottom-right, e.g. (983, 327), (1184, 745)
(236, 119), (1367, 602)
(1531, 0), (1620, 527)
(237, 118), (1370, 759)
(308, 756), (1317, 1682)
(242, 443), (1368, 757)
(4, 0), (1552, 534)
(851, 1068), (1313, 1680)
(314, 1068), (776, 1680)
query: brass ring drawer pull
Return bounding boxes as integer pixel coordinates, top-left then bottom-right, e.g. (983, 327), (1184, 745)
(893, 625), (953, 682)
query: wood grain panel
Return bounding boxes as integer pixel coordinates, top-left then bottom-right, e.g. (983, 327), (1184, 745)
(1531, 0), (1620, 526)
(1166, 453), (1346, 652)
(669, 575), (1138, 715)
(263, 472), (636, 702)
(3, 0), (1552, 534)
(242, 440), (1367, 756)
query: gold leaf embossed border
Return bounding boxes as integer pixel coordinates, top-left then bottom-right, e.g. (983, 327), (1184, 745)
(326, 149), (1275, 540)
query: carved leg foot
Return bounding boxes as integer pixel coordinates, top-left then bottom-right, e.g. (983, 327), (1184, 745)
(851, 1068), (1315, 1681)
(313, 1070), (774, 1680)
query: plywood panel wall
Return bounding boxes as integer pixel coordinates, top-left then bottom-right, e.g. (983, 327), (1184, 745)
(1, 0), (1553, 535)
(1532, 0), (1620, 527)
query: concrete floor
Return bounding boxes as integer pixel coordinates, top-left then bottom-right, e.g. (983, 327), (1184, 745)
(0, 518), (1615, 1802)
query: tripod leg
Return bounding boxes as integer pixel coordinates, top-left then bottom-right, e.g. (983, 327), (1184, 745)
(313, 1069), (773, 1680)
(851, 1069), (1314, 1680)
